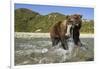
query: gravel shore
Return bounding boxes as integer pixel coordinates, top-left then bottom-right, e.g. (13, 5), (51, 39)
(15, 32), (94, 38)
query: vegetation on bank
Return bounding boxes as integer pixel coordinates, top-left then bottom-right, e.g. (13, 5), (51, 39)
(15, 8), (94, 33)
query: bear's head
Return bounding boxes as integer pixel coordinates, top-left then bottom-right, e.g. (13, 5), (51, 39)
(66, 14), (82, 29)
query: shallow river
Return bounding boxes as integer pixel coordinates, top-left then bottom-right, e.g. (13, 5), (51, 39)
(15, 38), (94, 66)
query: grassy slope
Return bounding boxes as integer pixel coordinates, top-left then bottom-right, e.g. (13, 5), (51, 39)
(15, 8), (94, 33)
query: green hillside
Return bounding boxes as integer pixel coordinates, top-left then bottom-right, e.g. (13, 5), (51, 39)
(15, 8), (94, 33)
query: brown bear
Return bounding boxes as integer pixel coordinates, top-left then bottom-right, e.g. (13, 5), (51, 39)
(50, 14), (82, 50)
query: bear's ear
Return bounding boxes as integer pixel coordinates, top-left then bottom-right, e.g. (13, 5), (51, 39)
(66, 15), (69, 19)
(79, 15), (82, 18)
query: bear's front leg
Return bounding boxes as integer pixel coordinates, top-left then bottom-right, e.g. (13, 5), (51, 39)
(61, 37), (68, 50)
(51, 37), (60, 47)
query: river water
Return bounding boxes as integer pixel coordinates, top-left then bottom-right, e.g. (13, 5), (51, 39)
(15, 38), (94, 65)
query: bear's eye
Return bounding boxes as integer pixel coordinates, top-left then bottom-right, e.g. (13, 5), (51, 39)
(68, 20), (74, 24)
(67, 22), (72, 25)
